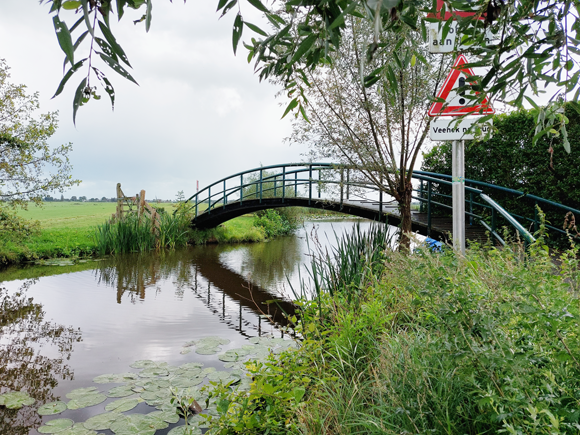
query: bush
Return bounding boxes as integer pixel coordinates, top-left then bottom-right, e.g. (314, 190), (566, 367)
(253, 209), (298, 238)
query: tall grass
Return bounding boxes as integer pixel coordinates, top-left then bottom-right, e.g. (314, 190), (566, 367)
(300, 222), (394, 302)
(94, 211), (191, 255)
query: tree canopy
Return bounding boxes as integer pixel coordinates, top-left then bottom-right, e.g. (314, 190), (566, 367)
(41, 0), (579, 147)
(0, 59), (80, 208)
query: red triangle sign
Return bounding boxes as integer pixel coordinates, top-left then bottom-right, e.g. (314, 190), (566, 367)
(428, 54), (494, 117)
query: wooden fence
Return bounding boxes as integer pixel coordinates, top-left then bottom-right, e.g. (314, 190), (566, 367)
(113, 183), (161, 233)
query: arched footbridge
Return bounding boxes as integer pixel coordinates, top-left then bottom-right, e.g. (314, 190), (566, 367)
(183, 163), (580, 246)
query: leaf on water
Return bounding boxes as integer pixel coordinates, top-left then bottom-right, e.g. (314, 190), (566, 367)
(218, 348), (251, 362)
(57, 423), (98, 435)
(139, 367), (169, 378)
(179, 362), (204, 370)
(37, 401), (68, 416)
(140, 390), (167, 401)
(180, 347), (192, 355)
(66, 387), (99, 400)
(0, 391), (35, 409)
(83, 412), (123, 430)
(168, 425), (202, 435)
(130, 360), (158, 369)
(66, 393), (107, 410)
(147, 409), (180, 424)
(105, 397), (142, 412)
(169, 376), (204, 388)
(110, 413), (167, 435)
(195, 346), (219, 355)
(198, 336), (230, 346)
(142, 379), (170, 389)
(37, 418), (74, 434)
(106, 385), (137, 398)
(93, 372), (138, 384)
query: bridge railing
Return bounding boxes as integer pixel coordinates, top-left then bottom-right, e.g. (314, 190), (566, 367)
(184, 163), (384, 218)
(414, 170), (580, 245)
(184, 163), (580, 246)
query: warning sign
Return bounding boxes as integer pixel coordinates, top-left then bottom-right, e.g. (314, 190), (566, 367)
(428, 54), (494, 117)
(426, 0), (484, 20)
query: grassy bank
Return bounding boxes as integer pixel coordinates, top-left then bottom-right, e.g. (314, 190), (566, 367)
(206, 227), (580, 435)
(0, 202), (273, 266)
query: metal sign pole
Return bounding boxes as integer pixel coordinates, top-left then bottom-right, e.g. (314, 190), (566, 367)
(452, 139), (466, 254)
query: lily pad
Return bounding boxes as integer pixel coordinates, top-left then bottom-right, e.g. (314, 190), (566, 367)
(194, 346), (218, 355)
(167, 426), (201, 435)
(197, 336), (230, 346)
(147, 409), (180, 424)
(66, 387), (99, 399)
(110, 414), (168, 435)
(180, 348), (192, 355)
(139, 367), (169, 378)
(105, 397), (142, 412)
(0, 391), (35, 409)
(67, 392), (107, 410)
(58, 424), (97, 435)
(38, 401), (68, 416)
(170, 376), (204, 388)
(223, 362), (247, 370)
(37, 418), (74, 434)
(218, 348), (250, 362)
(142, 379), (170, 389)
(140, 390), (166, 401)
(107, 385), (137, 398)
(179, 363), (204, 370)
(93, 373), (138, 384)
(83, 412), (123, 430)
(130, 360), (159, 369)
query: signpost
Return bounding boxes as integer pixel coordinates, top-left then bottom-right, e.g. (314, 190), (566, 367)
(427, 9), (494, 254)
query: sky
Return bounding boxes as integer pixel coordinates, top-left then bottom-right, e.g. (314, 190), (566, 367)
(0, 0), (308, 200)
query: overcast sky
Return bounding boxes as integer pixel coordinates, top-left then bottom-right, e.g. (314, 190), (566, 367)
(0, 0), (308, 200)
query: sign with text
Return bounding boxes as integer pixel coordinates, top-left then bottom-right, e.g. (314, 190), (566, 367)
(430, 116), (493, 141)
(428, 54), (494, 116)
(429, 22), (499, 53)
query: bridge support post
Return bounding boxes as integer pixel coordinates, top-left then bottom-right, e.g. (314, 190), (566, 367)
(427, 181), (432, 236)
(452, 140), (466, 255)
(240, 174), (243, 205)
(282, 167), (286, 203)
(340, 168), (344, 208)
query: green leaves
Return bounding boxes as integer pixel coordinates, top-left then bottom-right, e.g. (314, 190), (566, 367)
(232, 13), (243, 55)
(98, 52), (138, 85)
(53, 15), (75, 65)
(72, 77), (87, 125)
(98, 21), (131, 67)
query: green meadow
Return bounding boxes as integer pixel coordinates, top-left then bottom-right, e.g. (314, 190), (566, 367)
(1, 202), (261, 266)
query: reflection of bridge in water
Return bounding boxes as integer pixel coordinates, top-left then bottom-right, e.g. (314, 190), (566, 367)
(94, 248), (296, 338)
(186, 163), (580, 246)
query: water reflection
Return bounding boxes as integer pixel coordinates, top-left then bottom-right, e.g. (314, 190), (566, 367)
(93, 247), (296, 334)
(217, 234), (303, 293)
(0, 281), (82, 435)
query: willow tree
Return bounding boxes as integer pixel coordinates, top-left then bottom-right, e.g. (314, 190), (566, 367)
(288, 18), (449, 249)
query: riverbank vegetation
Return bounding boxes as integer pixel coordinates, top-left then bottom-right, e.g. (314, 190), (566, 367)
(0, 201), (310, 265)
(208, 224), (580, 434)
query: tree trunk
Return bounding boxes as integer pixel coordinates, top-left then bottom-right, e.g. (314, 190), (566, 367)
(398, 183), (414, 252)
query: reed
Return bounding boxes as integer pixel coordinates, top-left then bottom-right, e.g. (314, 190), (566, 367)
(94, 211), (191, 255)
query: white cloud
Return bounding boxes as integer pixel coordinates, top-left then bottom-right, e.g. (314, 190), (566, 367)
(0, 0), (307, 200)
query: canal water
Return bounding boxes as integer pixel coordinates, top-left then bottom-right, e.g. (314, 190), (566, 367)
(0, 220), (389, 435)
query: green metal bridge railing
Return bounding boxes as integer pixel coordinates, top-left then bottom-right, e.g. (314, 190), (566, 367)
(183, 163), (580, 246)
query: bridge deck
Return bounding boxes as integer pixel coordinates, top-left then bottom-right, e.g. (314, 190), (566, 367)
(345, 200), (489, 243)
(193, 197), (491, 243)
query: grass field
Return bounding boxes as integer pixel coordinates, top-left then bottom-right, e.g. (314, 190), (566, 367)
(1, 202), (262, 267)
